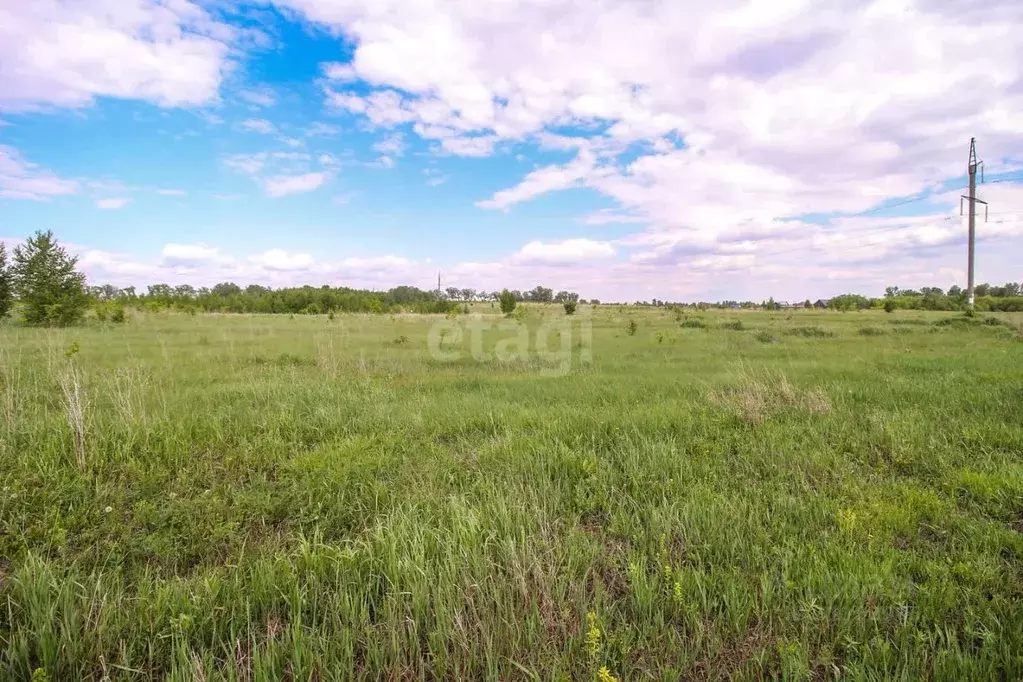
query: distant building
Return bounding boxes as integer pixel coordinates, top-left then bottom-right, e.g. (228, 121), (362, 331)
(814, 299), (830, 309)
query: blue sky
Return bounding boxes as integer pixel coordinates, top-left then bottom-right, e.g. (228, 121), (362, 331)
(2, 0), (1022, 302)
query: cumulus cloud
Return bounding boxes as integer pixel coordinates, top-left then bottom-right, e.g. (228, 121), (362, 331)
(0, 145), (78, 200)
(249, 249), (315, 271)
(512, 239), (616, 265)
(277, 0), (1023, 281)
(96, 198), (130, 210)
(0, 0), (235, 111)
(161, 243), (234, 267)
(262, 172), (329, 198)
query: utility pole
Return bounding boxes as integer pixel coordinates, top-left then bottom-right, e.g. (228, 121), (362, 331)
(961, 138), (988, 309)
(437, 272), (441, 296)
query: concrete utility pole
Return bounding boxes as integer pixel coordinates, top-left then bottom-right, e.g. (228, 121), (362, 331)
(961, 138), (988, 310)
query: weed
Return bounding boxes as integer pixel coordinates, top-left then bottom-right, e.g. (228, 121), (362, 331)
(680, 317), (707, 329)
(858, 326), (885, 336)
(394, 335), (410, 345)
(626, 320), (638, 336)
(754, 330), (777, 343)
(786, 325), (835, 338)
(720, 319), (745, 331)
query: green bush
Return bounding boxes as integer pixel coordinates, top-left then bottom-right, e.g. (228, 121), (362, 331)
(680, 318), (707, 329)
(858, 326), (885, 336)
(626, 320), (638, 336)
(563, 300), (577, 315)
(110, 307), (127, 324)
(499, 289), (517, 315)
(720, 319), (745, 331)
(754, 330), (777, 343)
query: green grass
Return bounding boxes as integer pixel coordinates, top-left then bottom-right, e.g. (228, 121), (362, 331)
(1, 307), (1022, 680)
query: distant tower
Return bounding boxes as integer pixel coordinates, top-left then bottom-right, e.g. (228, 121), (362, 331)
(437, 272), (441, 296)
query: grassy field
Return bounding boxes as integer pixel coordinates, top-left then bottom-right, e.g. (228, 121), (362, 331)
(1, 306), (1022, 680)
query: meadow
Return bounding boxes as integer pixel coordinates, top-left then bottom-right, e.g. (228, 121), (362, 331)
(1, 306), (1022, 681)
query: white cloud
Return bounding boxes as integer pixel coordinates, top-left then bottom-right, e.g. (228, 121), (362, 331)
(241, 119), (276, 134)
(368, 156), (396, 169)
(239, 87), (277, 108)
(0, 0), (235, 111)
(249, 249), (315, 271)
(439, 136), (497, 157)
(305, 122), (341, 137)
(157, 189), (186, 196)
(161, 243), (234, 266)
(263, 172), (329, 198)
(96, 197), (130, 210)
(0, 145), (78, 200)
(276, 0), (1023, 290)
(477, 150), (598, 209)
(279, 136), (303, 148)
(512, 239), (616, 265)
(373, 132), (405, 156)
(223, 152), (268, 175)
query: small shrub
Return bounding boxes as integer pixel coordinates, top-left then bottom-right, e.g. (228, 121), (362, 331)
(720, 319), (745, 331)
(858, 326), (885, 336)
(626, 320), (638, 336)
(394, 335), (410, 345)
(754, 331), (777, 343)
(563, 300), (577, 315)
(110, 306), (126, 323)
(499, 289), (517, 315)
(328, 310), (336, 321)
(94, 304), (109, 322)
(786, 325), (834, 338)
(513, 305), (528, 322)
(680, 318), (707, 329)
(883, 299), (896, 313)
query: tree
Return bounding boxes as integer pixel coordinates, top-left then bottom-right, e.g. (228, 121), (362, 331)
(563, 300), (577, 315)
(884, 298), (896, 313)
(499, 289), (517, 315)
(12, 230), (88, 325)
(0, 243), (11, 319)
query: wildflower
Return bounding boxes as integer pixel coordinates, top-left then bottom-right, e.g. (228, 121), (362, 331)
(585, 611), (601, 658)
(597, 666), (619, 682)
(103, 506), (112, 513)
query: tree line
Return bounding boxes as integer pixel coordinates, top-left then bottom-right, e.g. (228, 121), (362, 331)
(1, 230), (1021, 326)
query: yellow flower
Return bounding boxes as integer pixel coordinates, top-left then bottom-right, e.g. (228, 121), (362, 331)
(597, 666), (619, 682)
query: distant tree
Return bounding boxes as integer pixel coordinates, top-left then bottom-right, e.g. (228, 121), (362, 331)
(212, 282), (242, 297)
(884, 298), (896, 313)
(445, 286), (460, 301)
(499, 289), (517, 315)
(803, 299), (812, 309)
(0, 243), (11, 319)
(947, 285), (963, 298)
(460, 288), (474, 303)
(12, 230), (89, 326)
(563, 300), (577, 315)
(528, 285), (553, 303)
(884, 286), (899, 298)
(974, 283), (991, 297)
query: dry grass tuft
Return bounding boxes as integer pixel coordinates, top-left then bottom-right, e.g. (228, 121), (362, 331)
(709, 370), (831, 423)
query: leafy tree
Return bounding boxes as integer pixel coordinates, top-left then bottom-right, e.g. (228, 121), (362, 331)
(884, 298), (896, 313)
(0, 243), (11, 318)
(12, 230), (88, 326)
(499, 289), (517, 315)
(563, 300), (577, 315)
(445, 287), (460, 301)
